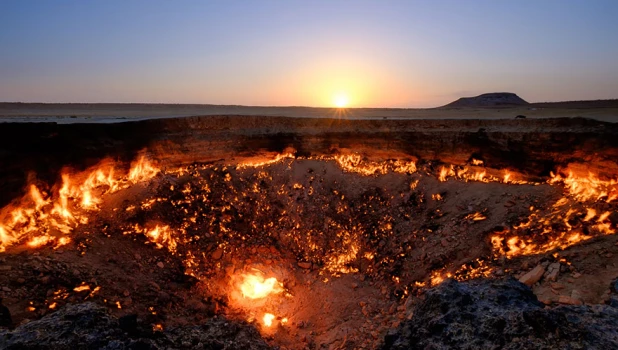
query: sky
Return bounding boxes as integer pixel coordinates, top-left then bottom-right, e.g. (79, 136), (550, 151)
(1, 1), (617, 108)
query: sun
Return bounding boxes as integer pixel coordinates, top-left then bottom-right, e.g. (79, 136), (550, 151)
(333, 93), (349, 108)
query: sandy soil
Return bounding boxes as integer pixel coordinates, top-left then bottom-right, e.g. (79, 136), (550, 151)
(0, 102), (617, 123)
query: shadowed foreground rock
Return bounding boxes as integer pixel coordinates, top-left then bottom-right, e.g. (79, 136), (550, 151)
(0, 302), (272, 350)
(382, 278), (618, 350)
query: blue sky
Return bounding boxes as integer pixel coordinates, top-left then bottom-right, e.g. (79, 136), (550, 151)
(1, 0), (617, 107)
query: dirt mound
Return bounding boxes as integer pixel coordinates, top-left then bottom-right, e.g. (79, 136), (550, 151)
(0, 302), (272, 350)
(443, 93), (529, 107)
(382, 278), (618, 349)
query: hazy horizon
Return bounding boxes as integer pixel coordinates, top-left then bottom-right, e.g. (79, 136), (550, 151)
(1, 1), (618, 108)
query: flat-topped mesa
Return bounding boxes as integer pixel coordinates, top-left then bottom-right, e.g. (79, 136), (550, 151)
(443, 92), (529, 107)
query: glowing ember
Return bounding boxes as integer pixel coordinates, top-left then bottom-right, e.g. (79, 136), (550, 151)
(239, 273), (284, 299)
(464, 212), (487, 221)
(262, 313), (275, 327)
(73, 284), (91, 292)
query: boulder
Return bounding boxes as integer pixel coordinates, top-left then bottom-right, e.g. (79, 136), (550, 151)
(382, 278), (618, 349)
(0, 302), (273, 350)
(519, 265), (545, 286)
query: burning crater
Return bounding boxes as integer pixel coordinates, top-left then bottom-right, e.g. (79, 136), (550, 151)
(1, 117), (618, 348)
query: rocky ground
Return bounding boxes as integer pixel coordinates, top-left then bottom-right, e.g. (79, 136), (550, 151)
(2, 278), (618, 350)
(0, 302), (272, 350)
(383, 278), (618, 350)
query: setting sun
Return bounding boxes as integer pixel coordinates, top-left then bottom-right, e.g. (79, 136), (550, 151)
(333, 93), (349, 108)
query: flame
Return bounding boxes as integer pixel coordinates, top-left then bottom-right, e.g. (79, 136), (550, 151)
(583, 208), (596, 222)
(0, 155), (160, 252)
(262, 313), (275, 327)
(239, 273), (283, 299)
(73, 284), (91, 292)
(141, 225), (177, 253)
(128, 156), (159, 183)
(27, 236), (52, 248)
(550, 170), (618, 203)
(237, 153), (295, 169)
(464, 212), (487, 221)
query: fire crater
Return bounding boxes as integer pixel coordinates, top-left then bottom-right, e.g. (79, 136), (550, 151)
(0, 150), (617, 348)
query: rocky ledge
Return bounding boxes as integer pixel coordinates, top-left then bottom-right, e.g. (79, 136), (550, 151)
(382, 278), (618, 350)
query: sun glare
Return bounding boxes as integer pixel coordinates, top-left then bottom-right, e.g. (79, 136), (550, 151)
(334, 93), (349, 108)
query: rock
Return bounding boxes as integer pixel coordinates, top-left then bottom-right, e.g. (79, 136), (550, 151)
(158, 291), (171, 303)
(519, 265), (546, 286)
(297, 262), (312, 269)
(118, 314), (138, 334)
(148, 281), (161, 291)
(0, 266), (11, 271)
(157, 262), (164, 269)
(224, 265), (235, 277)
(571, 289), (584, 303)
(558, 295), (583, 305)
(537, 296), (554, 305)
(381, 278), (618, 350)
(545, 262), (561, 281)
(550, 282), (565, 290)
(0, 302), (273, 349)
(211, 248), (223, 260)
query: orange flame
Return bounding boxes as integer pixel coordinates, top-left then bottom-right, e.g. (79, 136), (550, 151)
(262, 313), (275, 327)
(239, 273), (283, 299)
(0, 155), (160, 252)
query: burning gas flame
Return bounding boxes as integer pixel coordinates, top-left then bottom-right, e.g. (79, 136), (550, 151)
(239, 273), (284, 299)
(549, 170), (618, 203)
(262, 313), (275, 327)
(0, 156), (160, 252)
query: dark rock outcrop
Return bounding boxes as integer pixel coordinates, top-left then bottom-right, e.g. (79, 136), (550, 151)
(382, 278), (618, 350)
(444, 93), (529, 107)
(0, 302), (272, 350)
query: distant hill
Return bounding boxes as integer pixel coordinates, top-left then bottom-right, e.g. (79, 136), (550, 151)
(442, 93), (529, 107)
